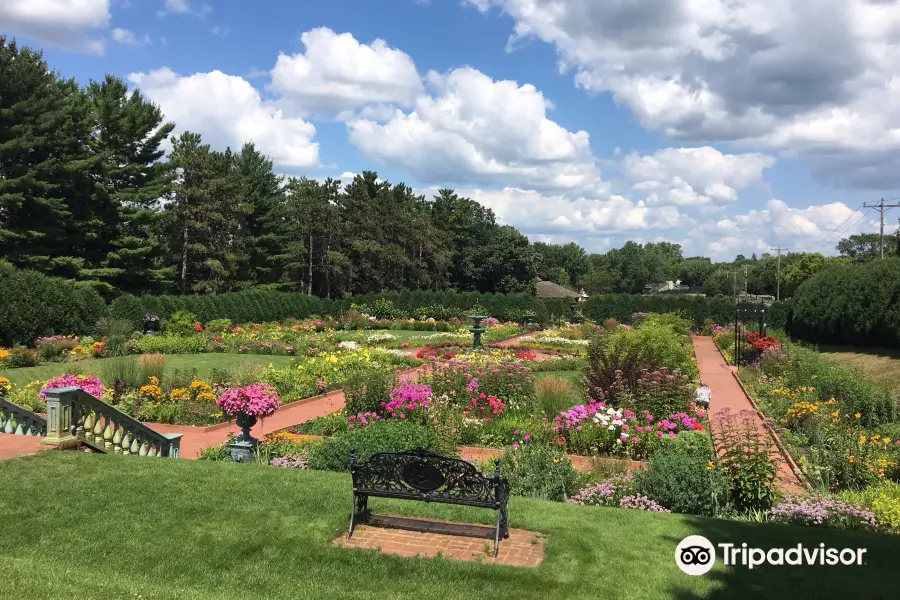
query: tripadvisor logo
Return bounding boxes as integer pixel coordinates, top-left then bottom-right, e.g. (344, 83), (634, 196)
(675, 536), (868, 575)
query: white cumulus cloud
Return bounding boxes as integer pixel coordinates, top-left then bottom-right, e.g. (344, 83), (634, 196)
(0, 0), (109, 54)
(347, 67), (603, 192)
(270, 27), (423, 115)
(128, 67), (319, 168)
(466, 0), (900, 189)
(621, 147), (775, 207)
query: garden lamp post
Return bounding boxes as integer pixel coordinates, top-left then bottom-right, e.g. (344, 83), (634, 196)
(466, 314), (488, 350)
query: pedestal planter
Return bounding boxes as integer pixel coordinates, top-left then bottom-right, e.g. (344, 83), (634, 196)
(229, 410), (258, 462)
(466, 314), (489, 350)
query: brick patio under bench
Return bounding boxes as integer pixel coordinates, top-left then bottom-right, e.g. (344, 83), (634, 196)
(334, 516), (546, 566)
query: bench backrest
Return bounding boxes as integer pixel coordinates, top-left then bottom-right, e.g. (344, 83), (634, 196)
(350, 447), (507, 508)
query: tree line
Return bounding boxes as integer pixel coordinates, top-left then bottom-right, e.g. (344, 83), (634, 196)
(2, 38), (896, 301)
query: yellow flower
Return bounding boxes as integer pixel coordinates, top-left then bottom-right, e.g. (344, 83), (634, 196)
(0, 376), (10, 392)
(0, 348), (10, 361)
(552, 457), (560, 463)
(855, 412), (861, 419)
(848, 455), (856, 463)
(706, 460), (715, 470)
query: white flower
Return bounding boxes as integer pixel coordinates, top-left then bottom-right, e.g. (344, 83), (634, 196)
(338, 341), (360, 350)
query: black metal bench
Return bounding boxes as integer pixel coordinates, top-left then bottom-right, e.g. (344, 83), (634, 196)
(348, 447), (510, 556)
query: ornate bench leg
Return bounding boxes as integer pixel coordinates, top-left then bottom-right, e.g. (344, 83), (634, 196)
(493, 509), (502, 557)
(348, 493), (369, 539)
(348, 493), (357, 539)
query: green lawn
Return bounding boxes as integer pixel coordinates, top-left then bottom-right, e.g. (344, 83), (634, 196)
(0, 353), (297, 387)
(534, 370), (584, 387)
(1, 453), (897, 600)
(820, 345), (900, 399)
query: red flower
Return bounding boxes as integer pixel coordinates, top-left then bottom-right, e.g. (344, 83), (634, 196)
(193, 323), (204, 332)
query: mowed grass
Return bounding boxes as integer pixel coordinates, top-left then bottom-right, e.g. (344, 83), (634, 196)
(819, 345), (900, 398)
(2, 453), (898, 600)
(0, 353), (297, 387)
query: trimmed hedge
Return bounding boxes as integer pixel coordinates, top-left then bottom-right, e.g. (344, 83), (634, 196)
(0, 262), (106, 346)
(1, 261), (789, 343)
(583, 294), (788, 329)
(789, 258), (900, 347)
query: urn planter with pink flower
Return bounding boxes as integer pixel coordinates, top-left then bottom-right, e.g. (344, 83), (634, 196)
(216, 382), (280, 462)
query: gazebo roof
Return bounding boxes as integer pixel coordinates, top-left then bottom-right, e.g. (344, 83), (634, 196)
(535, 280), (583, 299)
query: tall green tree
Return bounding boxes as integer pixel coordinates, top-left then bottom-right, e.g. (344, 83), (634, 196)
(162, 132), (246, 293)
(232, 142), (282, 286)
(0, 37), (95, 278)
(85, 75), (175, 294)
(431, 189), (496, 291)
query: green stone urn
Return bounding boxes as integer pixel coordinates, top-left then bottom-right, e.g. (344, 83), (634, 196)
(229, 411), (258, 463)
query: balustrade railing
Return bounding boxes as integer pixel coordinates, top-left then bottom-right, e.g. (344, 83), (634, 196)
(42, 386), (182, 457)
(0, 396), (47, 436)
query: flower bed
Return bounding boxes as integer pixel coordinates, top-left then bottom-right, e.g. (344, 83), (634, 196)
(719, 330), (900, 533)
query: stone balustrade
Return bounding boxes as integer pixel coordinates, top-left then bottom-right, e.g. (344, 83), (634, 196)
(0, 396), (47, 436)
(42, 386), (182, 457)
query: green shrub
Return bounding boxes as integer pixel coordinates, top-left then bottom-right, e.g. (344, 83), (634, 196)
(165, 310), (197, 336)
(501, 443), (580, 502)
(100, 357), (143, 388)
(655, 430), (714, 460)
(5, 346), (39, 368)
(0, 263), (106, 346)
(585, 314), (697, 404)
(205, 318), (233, 333)
(838, 480), (900, 533)
(306, 420), (443, 472)
(790, 258), (900, 347)
(343, 368), (396, 415)
(633, 453), (727, 516)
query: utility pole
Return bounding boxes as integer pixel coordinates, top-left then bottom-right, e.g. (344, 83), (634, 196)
(863, 198), (900, 259)
(770, 246), (787, 301)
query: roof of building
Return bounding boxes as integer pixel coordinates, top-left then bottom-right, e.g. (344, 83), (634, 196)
(535, 280), (583, 299)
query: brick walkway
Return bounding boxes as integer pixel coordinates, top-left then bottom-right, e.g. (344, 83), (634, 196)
(335, 517), (546, 566)
(0, 435), (50, 460)
(692, 336), (803, 491)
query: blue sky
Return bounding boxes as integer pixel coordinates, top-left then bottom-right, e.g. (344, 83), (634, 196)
(4, 0), (900, 260)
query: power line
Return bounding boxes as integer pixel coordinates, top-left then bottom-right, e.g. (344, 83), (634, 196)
(810, 202), (866, 251)
(863, 199), (900, 259)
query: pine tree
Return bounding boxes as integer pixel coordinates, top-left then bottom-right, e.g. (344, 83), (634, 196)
(85, 75), (175, 294)
(0, 37), (95, 278)
(163, 132), (246, 293)
(232, 142), (282, 287)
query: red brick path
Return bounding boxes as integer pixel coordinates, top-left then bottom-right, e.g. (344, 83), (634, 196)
(0, 435), (50, 460)
(335, 517), (546, 566)
(692, 336), (803, 491)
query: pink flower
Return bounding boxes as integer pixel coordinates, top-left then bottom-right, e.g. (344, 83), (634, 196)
(40, 374), (105, 400)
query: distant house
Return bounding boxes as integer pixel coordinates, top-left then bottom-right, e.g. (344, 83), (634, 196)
(535, 280), (588, 302)
(643, 280), (691, 294)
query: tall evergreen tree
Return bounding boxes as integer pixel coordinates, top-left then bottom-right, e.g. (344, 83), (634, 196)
(232, 142), (282, 286)
(162, 132), (246, 293)
(0, 37), (94, 278)
(85, 75), (175, 294)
